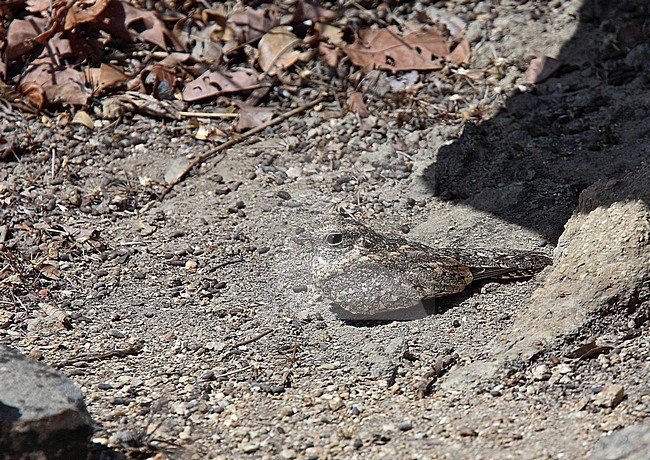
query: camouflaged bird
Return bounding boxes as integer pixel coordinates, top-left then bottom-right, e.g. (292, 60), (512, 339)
(310, 212), (552, 318)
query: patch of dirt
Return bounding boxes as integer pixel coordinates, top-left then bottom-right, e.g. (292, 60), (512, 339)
(1, 0), (649, 458)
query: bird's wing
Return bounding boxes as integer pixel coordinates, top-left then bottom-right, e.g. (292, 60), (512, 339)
(368, 247), (473, 299)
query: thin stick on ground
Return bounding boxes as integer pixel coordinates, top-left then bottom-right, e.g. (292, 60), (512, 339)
(230, 329), (273, 349)
(55, 340), (145, 368)
(179, 111), (239, 119)
(160, 94), (328, 200)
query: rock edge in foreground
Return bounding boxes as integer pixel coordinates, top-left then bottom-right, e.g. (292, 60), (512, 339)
(0, 345), (94, 460)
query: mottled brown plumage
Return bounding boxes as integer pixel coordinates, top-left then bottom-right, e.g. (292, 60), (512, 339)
(310, 212), (552, 317)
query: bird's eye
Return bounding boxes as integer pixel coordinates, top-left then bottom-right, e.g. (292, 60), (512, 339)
(325, 233), (343, 245)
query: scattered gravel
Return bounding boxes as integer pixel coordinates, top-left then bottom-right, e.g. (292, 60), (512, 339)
(2, 0), (649, 459)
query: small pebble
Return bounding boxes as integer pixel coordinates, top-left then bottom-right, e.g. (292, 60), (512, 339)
(277, 191), (292, 200)
(201, 371), (215, 381)
(458, 427), (478, 437)
(594, 384), (625, 408)
(241, 443), (259, 454)
(398, 421), (413, 431)
(111, 397), (129, 406)
(280, 449), (297, 459)
(281, 406), (295, 416)
(532, 364), (551, 381)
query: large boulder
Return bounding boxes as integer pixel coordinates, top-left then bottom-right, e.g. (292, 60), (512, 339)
(590, 423), (650, 460)
(0, 345), (94, 459)
(443, 165), (650, 388)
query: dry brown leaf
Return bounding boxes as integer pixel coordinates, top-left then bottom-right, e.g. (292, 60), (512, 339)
(62, 225), (97, 243)
(5, 16), (48, 60)
(525, 55), (562, 84)
(176, 22), (224, 64)
(19, 83), (47, 109)
(18, 66), (87, 107)
(258, 27), (301, 75)
(200, 7), (229, 27)
(39, 263), (61, 280)
(315, 23), (344, 46)
(85, 63), (127, 93)
(64, 0), (112, 31)
(101, 0), (183, 51)
(291, 0), (338, 24)
(447, 40), (470, 64)
(182, 69), (258, 102)
(72, 110), (94, 129)
(235, 104), (274, 132)
(195, 124), (226, 141)
(26, 0), (51, 14)
(224, 6), (282, 45)
(0, 137), (15, 160)
(19, 64), (89, 107)
(102, 91), (181, 119)
(158, 52), (191, 68)
(347, 92), (369, 118)
(318, 42), (342, 67)
(343, 26), (470, 71)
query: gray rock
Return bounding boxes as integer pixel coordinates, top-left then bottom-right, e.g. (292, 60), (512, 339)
(504, 166), (650, 361)
(590, 424), (650, 460)
(443, 166), (650, 389)
(0, 345), (94, 459)
(361, 336), (407, 378)
(594, 384), (625, 409)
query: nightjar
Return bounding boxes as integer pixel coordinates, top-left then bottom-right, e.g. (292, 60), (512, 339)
(309, 212), (552, 318)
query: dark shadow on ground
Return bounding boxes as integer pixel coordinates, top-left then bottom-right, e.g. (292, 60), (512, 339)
(336, 287), (482, 324)
(424, 0), (650, 243)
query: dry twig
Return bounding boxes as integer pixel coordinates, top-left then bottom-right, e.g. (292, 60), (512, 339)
(55, 340), (145, 368)
(231, 329), (273, 349)
(160, 94), (328, 199)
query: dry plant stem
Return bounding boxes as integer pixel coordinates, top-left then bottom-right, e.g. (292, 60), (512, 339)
(160, 94), (328, 199)
(55, 340), (145, 369)
(215, 365), (252, 379)
(179, 111), (239, 118)
(231, 329), (273, 349)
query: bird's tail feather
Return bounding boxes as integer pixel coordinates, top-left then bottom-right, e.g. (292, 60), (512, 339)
(435, 248), (553, 281)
